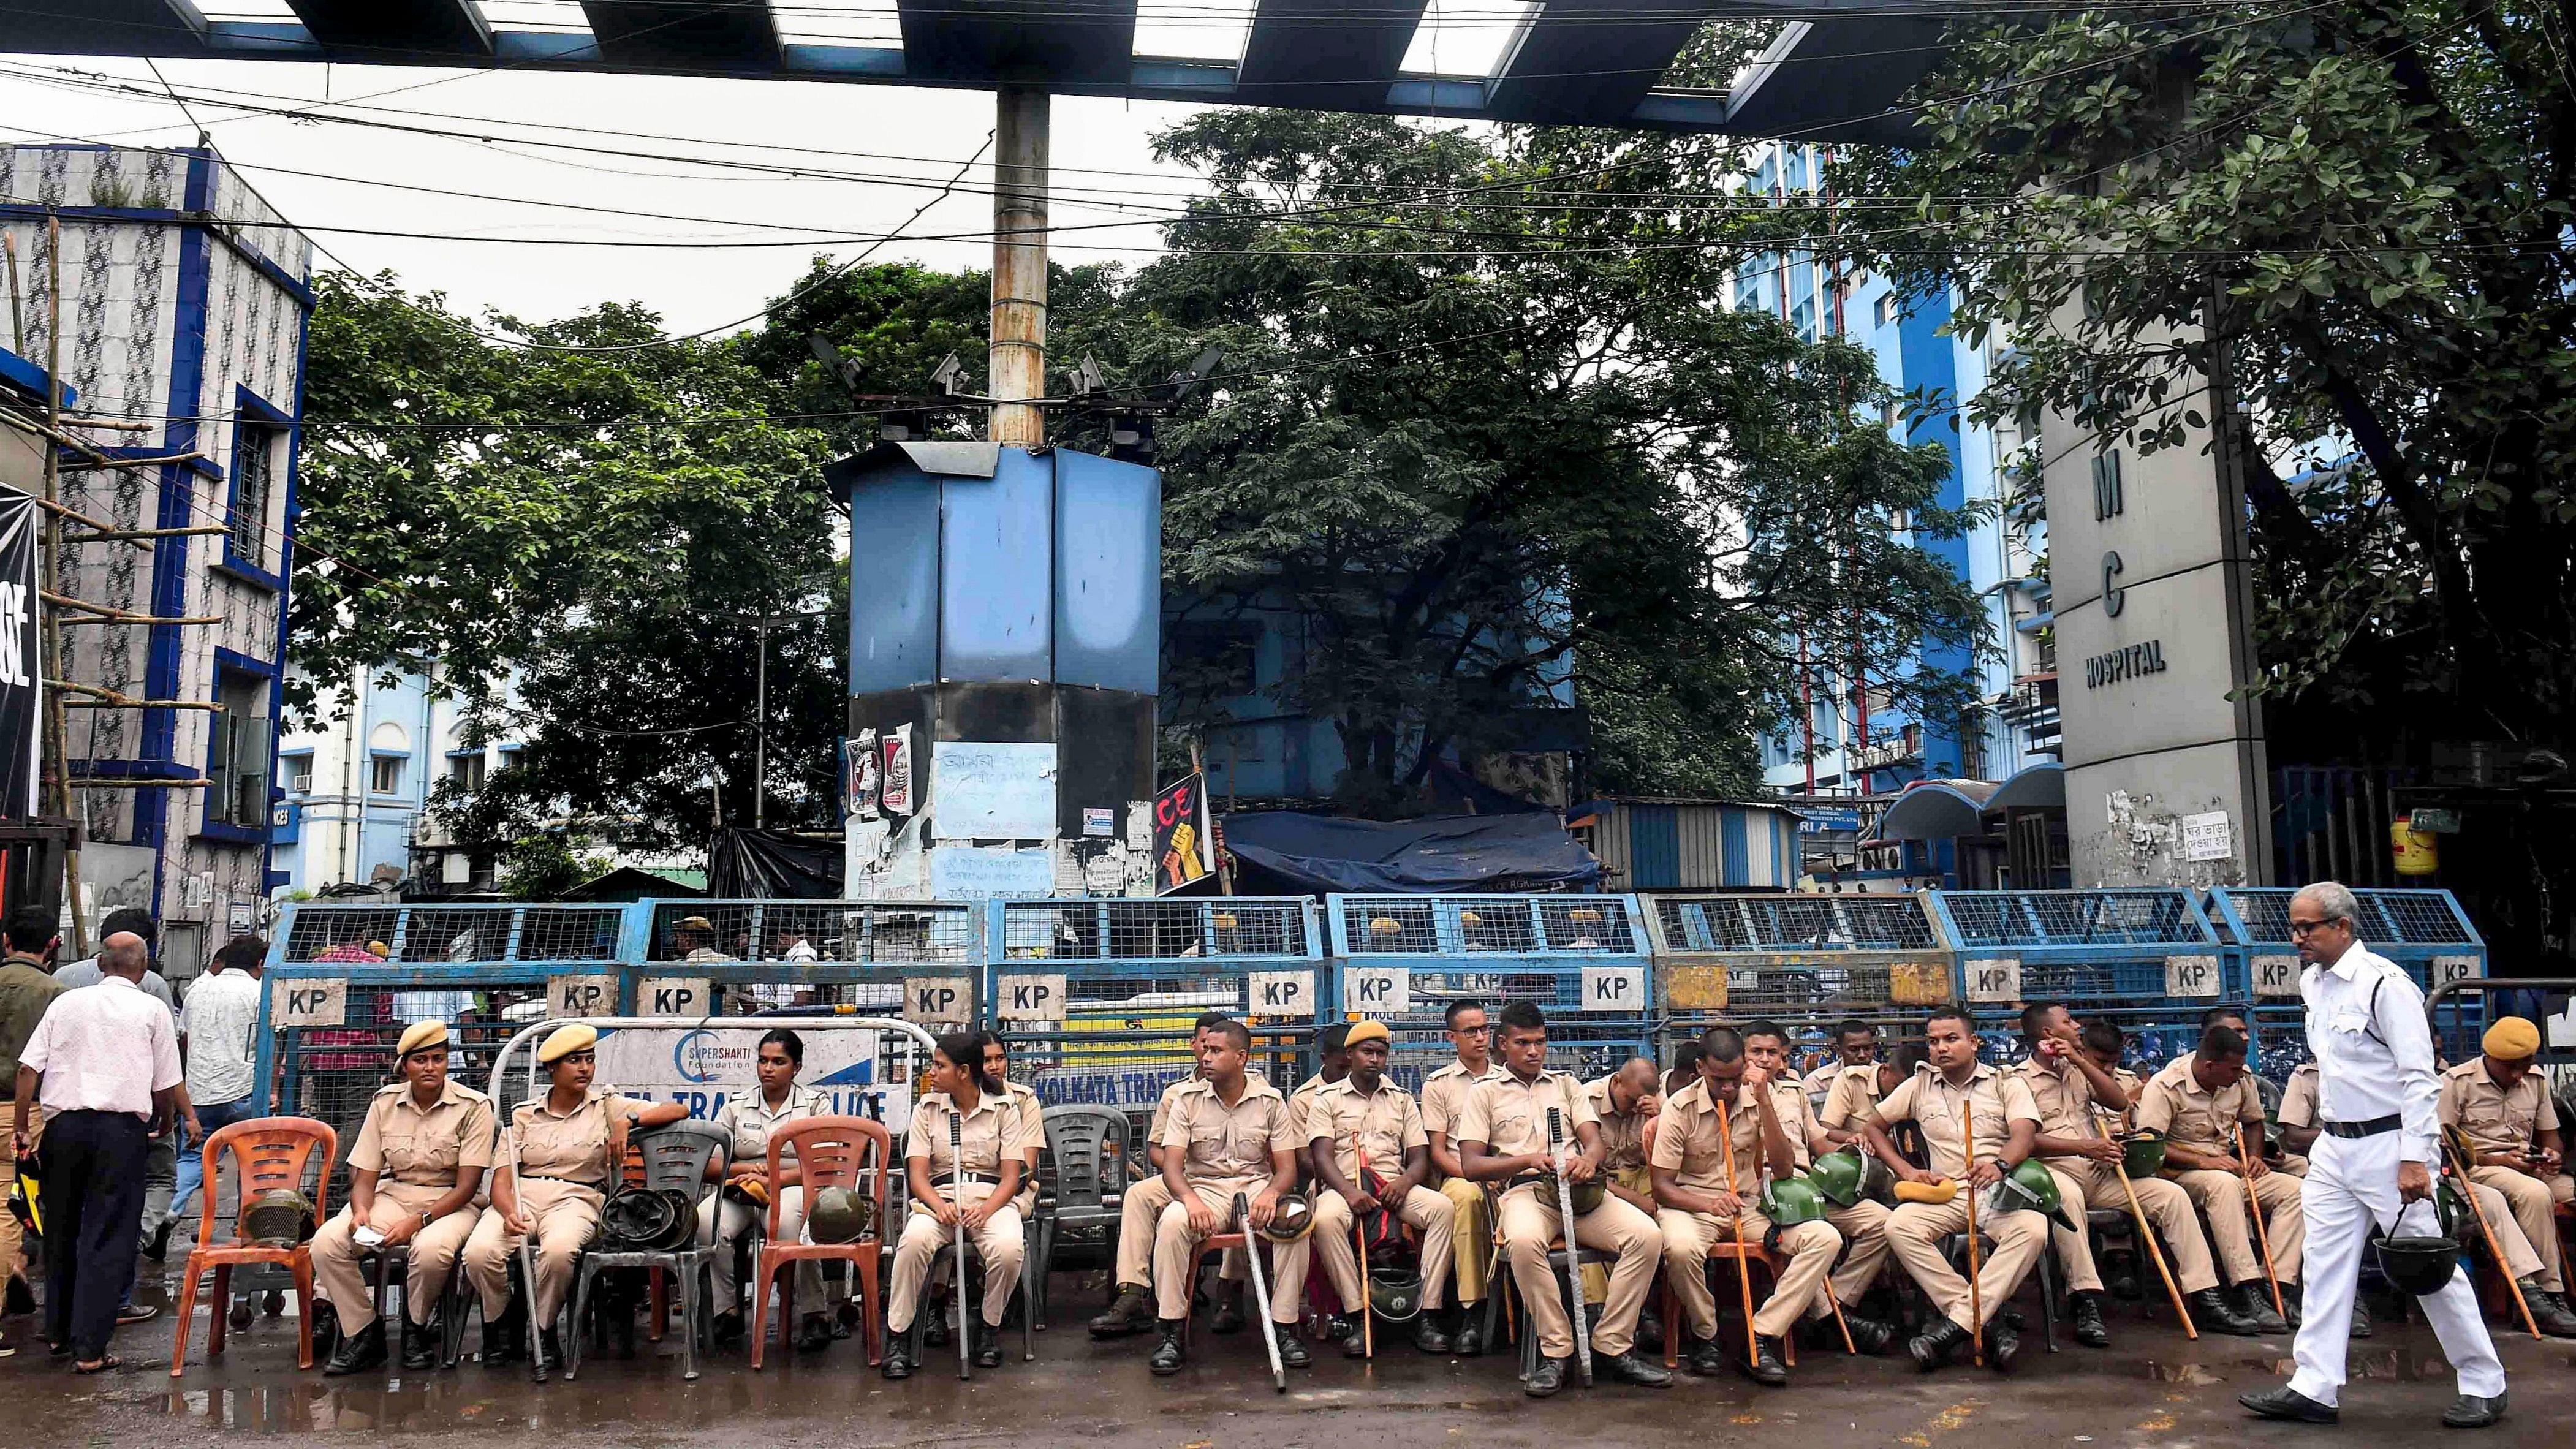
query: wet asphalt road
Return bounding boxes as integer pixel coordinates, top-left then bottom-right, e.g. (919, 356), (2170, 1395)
(12, 1263), (2576, 1448)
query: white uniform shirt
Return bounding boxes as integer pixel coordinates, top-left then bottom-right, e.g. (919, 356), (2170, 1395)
(175, 967), (263, 1105)
(19, 975), (184, 1120)
(2301, 944), (2441, 1163)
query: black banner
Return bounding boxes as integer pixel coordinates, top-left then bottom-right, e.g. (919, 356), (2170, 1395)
(0, 488), (36, 819)
(1152, 773), (1213, 894)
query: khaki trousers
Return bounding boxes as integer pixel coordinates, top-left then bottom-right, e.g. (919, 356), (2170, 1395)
(889, 1198), (1024, 1332)
(1496, 1182), (1661, 1358)
(1577, 1167), (1653, 1307)
(1888, 1198), (2047, 1331)
(1153, 1183), (1308, 1325)
(463, 1178), (602, 1325)
(2041, 1162), (2220, 1295)
(1312, 1186), (1455, 1312)
(2173, 1167), (2303, 1285)
(2466, 1167), (2569, 1289)
(0, 1102), (21, 1292)
(1115, 1175), (1243, 1291)
(311, 1186), (478, 1331)
(1659, 1209), (1841, 1342)
(697, 1187), (824, 1312)
(1439, 1176), (1493, 1304)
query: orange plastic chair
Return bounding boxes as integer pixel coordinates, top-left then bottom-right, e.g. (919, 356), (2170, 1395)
(170, 1115), (339, 1377)
(749, 1115), (892, 1369)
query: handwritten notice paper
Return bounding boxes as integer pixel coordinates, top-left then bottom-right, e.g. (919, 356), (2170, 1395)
(930, 741), (1058, 840)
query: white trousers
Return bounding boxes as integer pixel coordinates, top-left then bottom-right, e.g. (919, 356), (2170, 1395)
(2288, 1132), (2504, 1407)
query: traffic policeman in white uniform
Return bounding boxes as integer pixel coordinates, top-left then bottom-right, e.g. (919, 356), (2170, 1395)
(2240, 881), (2507, 1430)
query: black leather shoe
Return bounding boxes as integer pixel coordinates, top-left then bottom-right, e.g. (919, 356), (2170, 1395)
(1909, 1315), (1967, 1371)
(1210, 1298), (1246, 1334)
(1343, 1325), (1371, 1358)
(537, 1328), (563, 1368)
(882, 1326), (916, 1380)
(1843, 1314), (1896, 1355)
(1452, 1311), (1485, 1357)
(1735, 1334), (1788, 1387)
(923, 1303), (951, 1347)
(1525, 1354), (1569, 1397)
(972, 1320), (1001, 1368)
(1275, 1331), (1311, 1369)
(1635, 1309), (1665, 1355)
(711, 1311), (745, 1347)
(6, 1276), (37, 1317)
(1602, 1349), (1672, 1388)
(2237, 1284), (2291, 1336)
(2070, 1292), (2111, 1347)
(1148, 1320), (1188, 1375)
(324, 1317), (384, 1377)
(2241, 1385), (2339, 1423)
(482, 1304), (526, 1364)
(2349, 1295), (2373, 1339)
(1987, 1318), (2020, 1372)
(2442, 1391), (2507, 1429)
(2282, 1285), (2305, 1329)
(2190, 1287), (2264, 1336)
(1685, 1335), (1727, 1376)
(2521, 1283), (2576, 1339)
(400, 1317), (436, 1371)
(800, 1314), (835, 1355)
(1412, 1314), (1453, 1355)
(1089, 1285), (1156, 1339)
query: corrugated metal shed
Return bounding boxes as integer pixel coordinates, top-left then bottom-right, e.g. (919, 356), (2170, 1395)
(1582, 799), (1805, 892)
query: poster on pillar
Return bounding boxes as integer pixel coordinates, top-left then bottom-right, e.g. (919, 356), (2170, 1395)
(1153, 773), (1216, 893)
(0, 488), (39, 819)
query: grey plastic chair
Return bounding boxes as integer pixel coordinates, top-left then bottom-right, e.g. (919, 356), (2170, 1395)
(1032, 1105), (1132, 1332)
(565, 1121), (731, 1382)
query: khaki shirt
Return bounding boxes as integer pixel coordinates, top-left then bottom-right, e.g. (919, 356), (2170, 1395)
(1306, 1075), (1428, 1182)
(907, 1088), (1026, 1182)
(2134, 1054), (2263, 1157)
(1148, 1076), (1192, 1143)
(1455, 1067), (1595, 1159)
(2276, 1064), (2320, 1130)
(0, 958), (66, 1080)
(349, 1080), (495, 1189)
(1162, 1075), (1297, 1187)
(1420, 1059), (1505, 1138)
(2015, 1054), (2122, 1165)
(1649, 1078), (1783, 1194)
(503, 1089), (656, 1188)
(1288, 1070), (1334, 1143)
(1818, 1064), (1885, 1130)
(2440, 1057), (2559, 1156)
(1873, 1064), (2040, 1179)
(713, 1083), (828, 1169)
(1002, 1080), (1045, 1162)
(1584, 1075), (1654, 1175)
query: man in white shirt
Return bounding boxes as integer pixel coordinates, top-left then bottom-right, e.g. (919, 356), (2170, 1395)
(171, 936), (267, 1230)
(10, 933), (184, 1371)
(2241, 881), (2507, 1430)
(55, 909), (183, 1266)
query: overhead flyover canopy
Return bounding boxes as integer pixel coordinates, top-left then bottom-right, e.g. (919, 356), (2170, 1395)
(12, 1), (1941, 142)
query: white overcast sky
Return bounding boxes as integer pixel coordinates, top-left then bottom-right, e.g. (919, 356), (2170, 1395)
(0, 7), (1528, 339)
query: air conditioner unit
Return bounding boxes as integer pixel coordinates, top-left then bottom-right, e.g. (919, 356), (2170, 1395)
(290, 773), (313, 793)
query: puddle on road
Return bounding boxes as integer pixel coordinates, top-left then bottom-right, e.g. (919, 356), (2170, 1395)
(2139, 1361), (2226, 1385)
(2237, 1351), (2448, 1382)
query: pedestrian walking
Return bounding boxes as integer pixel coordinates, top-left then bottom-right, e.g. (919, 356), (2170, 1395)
(171, 936), (267, 1231)
(2240, 881), (2509, 1429)
(10, 931), (184, 1372)
(54, 909), (183, 1269)
(0, 907), (66, 1356)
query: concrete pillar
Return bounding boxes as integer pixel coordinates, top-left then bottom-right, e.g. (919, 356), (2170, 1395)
(990, 86), (1049, 445)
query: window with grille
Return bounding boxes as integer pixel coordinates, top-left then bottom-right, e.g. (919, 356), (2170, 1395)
(450, 752), (486, 792)
(204, 673), (271, 828)
(371, 755), (403, 795)
(230, 413), (279, 569)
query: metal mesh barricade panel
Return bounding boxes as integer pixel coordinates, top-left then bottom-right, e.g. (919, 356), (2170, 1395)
(1927, 890), (2234, 1062)
(283, 906), (404, 961)
(1643, 893), (1957, 1064)
(645, 900), (979, 1013)
(2210, 887), (2487, 1067)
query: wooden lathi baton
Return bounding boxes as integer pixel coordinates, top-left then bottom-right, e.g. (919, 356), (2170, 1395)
(2097, 1108), (2194, 1338)
(1963, 1097), (1983, 1368)
(2441, 1135), (2542, 1340)
(2235, 1124), (2288, 1320)
(1714, 1096), (1762, 1370)
(1354, 1131), (1374, 1360)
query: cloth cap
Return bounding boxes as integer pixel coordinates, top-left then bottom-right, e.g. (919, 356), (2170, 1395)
(2483, 1016), (2541, 1061)
(1343, 1020), (1392, 1048)
(395, 1020), (450, 1058)
(539, 1023), (599, 1064)
(366, 941), (392, 958)
(678, 915), (715, 931)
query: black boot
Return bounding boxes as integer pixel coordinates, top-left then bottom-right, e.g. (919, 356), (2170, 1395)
(482, 1303), (526, 1364)
(1452, 1306), (1486, 1356)
(2070, 1291), (2111, 1348)
(1602, 1348), (1673, 1388)
(2235, 1282), (2290, 1336)
(2279, 1282), (2305, 1329)
(2189, 1286), (2265, 1336)
(2520, 1282), (2576, 1339)
(1343, 1321), (1371, 1358)
(1412, 1312), (1453, 1355)
(324, 1315), (385, 1376)
(1635, 1307), (1664, 1355)
(800, 1314), (835, 1354)
(882, 1322), (917, 1379)
(1275, 1330), (1311, 1369)
(1525, 1354), (1569, 1398)
(400, 1316), (437, 1371)
(1843, 1314), (1896, 1355)
(1684, 1334), (1728, 1376)
(1734, 1334), (1788, 1387)
(1148, 1319), (1188, 1375)
(2349, 1293), (2372, 1339)
(1987, 1317), (2020, 1373)
(922, 1296), (951, 1347)
(1210, 1294), (1246, 1334)
(537, 1327), (563, 1369)
(1908, 1315), (1968, 1372)
(973, 1320), (1002, 1368)
(1089, 1284), (1156, 1339)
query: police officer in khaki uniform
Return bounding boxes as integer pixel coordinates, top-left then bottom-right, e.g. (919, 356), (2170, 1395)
(1148, 1020), (1313, 1374)
(2014, 1003), (2256, 1341)
(2440, 1017), (2576, 1336)
(1861, 1005), (2050, 1372)
(1420, 999), (1504, 1352)
(2135, 1024), (2301, 1333)
(1089, 1013), (1244, 1337)
(463, 1024), (688, 1364)
(1578, 1057), (1661, 1329)
(699, 1028), (830, 1352)
(1819, 1042), (1920, 1149)
(1654, 1027), (1895, 1385)
(312, 1021), (494, 1374)
(1288, 1024), (1352, 1146)
(982, 1032), (1045, 1220)
(1305, 1020), (1456, 1355)
(885, 1032), (1027, 1377)
(1457, 1001), (1671, 1397)
(1737, 1021), (1898, 1344)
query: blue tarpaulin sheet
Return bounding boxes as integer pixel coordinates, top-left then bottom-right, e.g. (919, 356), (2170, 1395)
(1220, 811), (1602, 895)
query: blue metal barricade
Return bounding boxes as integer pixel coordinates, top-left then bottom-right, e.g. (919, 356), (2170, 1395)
(983, 897), (1327, 1135)
(2205, 886), (2489, 1069)
(1327, 893), (1655, 1089)
(1641, 891), (1958, 1070)
(1924, 888), (2238, 1068)
(635, 897), (981, 1014)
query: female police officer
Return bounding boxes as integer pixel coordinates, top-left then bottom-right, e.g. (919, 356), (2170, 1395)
(882, 1032), (1025, 1378)
(698, 1027), (832, 1353)
(462, 1024), (686, 1364)
(311, 1020), (493, 1374)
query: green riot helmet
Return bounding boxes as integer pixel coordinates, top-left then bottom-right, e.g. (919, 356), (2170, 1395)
(1566, 1176), (1607, 1217)
(239, 1188), (315, 1247)
(1807, 1150), (1866, 1208)
(2120, 1128), (2169, 1181)
(1990, 1159), (2077, 1233)
(1760, 1175), (1830, 1227)
(808, 1185), (876, 1244)
(600, 1186), (683, 1250)
(1367, 1265), (1425, 1323)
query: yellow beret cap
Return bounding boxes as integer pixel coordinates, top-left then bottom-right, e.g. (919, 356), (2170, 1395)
(2483, 1016), (2541, 1060)
(539, 1023), (599, 1064)
(395, 1020), (449, 1058)
(1343, 1020), (1391, 1047)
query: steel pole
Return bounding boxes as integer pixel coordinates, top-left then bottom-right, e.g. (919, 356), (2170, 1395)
(990, 86), (1049, 445)
(754, 616), (768, 830)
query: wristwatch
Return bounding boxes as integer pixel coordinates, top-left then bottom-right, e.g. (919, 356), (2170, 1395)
(417, 1208), (435, 1228)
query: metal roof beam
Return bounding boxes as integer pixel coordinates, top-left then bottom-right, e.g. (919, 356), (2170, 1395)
(896, 0), (1142, 83)
(286, 0), (491, 58)
(580, 2), (782, 69)
(1721, 17), (1940, 145)
(1234, 0), (1427, 110)
(10, 0), (208, 53)
(1483, 0), (1705, 126)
